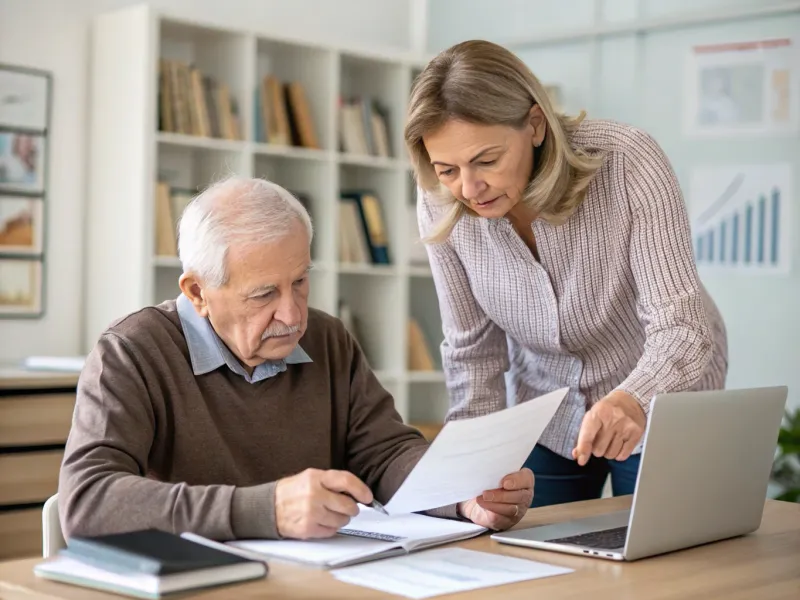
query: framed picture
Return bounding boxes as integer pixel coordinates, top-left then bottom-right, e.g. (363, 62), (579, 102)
(684, 38), (799, 137)
(0, 258), (42, 317)
(0, 63), (50, 320)
(0, 64), (51, 132)
(0, 131), (46, 194)
(0, 195), (43, 255)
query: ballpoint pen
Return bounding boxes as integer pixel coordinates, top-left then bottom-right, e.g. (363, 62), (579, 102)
(367, 498), (390, 516)
(345, 492), (389, 516)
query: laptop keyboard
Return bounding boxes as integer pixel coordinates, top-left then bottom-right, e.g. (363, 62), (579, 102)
(545, 526), (628, 550)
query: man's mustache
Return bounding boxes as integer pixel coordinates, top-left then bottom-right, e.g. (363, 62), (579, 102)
(261, 324), (300, 339)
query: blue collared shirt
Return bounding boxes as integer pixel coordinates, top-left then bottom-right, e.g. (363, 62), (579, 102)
(176, 293), (312, 383)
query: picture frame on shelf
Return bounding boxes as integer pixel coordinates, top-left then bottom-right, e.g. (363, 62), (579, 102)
(0, 195), (43, 255)
(0, 257), (43, 317)
(0, 64), (51, 132)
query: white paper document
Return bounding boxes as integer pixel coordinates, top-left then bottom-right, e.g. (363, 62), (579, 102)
(330, 548), (574, 599)
(384, 388), (568, 514)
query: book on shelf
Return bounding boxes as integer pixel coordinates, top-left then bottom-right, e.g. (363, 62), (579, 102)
(254, 76), (319, 148)
(158, 58), (241, 140)
(407, 317), (436, 371)
(34, 528), (267, 599)
(154, 182), (196, 258)
(338, 190), (390, 265)
(208, 506), (486, 569)
(338, 197), (372, 264)
(338, 96), (391, 157)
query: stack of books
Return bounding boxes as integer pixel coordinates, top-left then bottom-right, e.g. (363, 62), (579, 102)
(34, 529), (268, 598)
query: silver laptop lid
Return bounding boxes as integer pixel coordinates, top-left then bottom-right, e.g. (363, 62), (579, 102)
(624, 386), (787, 560)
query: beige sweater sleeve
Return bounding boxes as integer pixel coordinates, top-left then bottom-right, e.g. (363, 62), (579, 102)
(58, 333), (278, 542)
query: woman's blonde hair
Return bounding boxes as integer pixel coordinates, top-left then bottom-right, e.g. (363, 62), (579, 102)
(405, 40), (605, 243)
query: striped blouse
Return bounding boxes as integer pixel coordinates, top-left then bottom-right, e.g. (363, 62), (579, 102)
(418, 119), (728, 459)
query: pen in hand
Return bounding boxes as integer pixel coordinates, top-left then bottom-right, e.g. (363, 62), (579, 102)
(367, 498), (389, 516)
(344, 492), (389, 516)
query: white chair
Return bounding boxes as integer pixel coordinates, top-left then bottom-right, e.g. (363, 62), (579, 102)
(42, 493), (66, 557)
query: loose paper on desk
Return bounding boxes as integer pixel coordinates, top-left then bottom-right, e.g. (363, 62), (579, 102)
(385, 387), (568, 515)
(331, 547), (573, 599)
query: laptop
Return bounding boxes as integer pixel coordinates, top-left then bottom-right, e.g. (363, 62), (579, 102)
(491, 386), (788, 561)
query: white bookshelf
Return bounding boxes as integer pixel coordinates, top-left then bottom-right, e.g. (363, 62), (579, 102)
(84, 4), (447, 427)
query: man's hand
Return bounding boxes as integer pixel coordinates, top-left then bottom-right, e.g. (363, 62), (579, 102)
(573, 390), (646, 466)
(457, 468), (533, 531)
(275, 468), (373, 539)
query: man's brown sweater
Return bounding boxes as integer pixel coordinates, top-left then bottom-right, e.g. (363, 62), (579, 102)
(58, 300), (453, 541)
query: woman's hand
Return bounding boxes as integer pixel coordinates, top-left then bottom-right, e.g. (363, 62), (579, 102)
(572, 391), (646, 466)
(457, 468), (533, 531)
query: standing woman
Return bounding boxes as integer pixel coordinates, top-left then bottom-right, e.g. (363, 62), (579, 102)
(405, 40), (728, 509)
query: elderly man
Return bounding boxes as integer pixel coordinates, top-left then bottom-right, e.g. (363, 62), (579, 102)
(59, 176), (534, 542)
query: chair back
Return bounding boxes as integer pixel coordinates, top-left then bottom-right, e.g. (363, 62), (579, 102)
(42, 493), (66, 557)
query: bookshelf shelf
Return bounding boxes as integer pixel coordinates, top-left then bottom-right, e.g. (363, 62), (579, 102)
(374, 370), (402, 383)
(85, 5), (445, 425)
(336, 263), (398, 276)
(408, 266), (433, 278)
(252, 143), (330, 162)
(156, 132), (246, 152)
(407, 371), (446, 383)
(336, 152), (408, 171)
(153, 256), (182, 268)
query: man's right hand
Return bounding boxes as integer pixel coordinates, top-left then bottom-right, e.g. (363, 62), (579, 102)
(274, 468), (374, 539)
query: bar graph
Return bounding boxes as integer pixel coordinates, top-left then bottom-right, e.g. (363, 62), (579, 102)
(771, 189), (780, 265)
(689, 164), (792, 274)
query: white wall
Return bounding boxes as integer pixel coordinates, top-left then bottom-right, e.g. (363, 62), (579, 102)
(0, 0), (414, 362)
(426, 0), (800, 411)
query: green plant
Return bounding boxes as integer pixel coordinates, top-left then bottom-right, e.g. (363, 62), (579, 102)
(771, 408), (800, 503)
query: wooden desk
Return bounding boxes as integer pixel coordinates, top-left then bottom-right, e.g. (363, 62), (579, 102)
(0, 368), (79, 560)
(0, 496), (797, 599)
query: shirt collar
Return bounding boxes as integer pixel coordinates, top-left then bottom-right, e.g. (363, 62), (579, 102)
(176, 293), (312, 383)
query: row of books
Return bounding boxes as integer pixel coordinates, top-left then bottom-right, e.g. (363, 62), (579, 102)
(338, 191), (390, 265)
(153, 182), (313, 258)
(157, 58), (395, 158)
(154, 183), (427, 273)
(339, 97), (392, 157)
(254, 75), (319, 148)
(158, 59), (242, 140)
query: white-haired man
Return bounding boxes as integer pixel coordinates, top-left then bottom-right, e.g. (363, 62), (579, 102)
(59, 177), (534, 542)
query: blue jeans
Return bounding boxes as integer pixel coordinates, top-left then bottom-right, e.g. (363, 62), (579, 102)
(522, 444), (642, 507)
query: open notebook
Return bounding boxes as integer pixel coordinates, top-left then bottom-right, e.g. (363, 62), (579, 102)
(183, 507), (487, 569)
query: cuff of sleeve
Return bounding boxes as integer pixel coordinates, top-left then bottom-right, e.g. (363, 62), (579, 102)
(423, 503), (466, 521)
(231, 482), (280, 540)
(615, 369), (659, 415)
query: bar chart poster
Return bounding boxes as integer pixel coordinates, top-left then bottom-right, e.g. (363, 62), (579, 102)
(689, 164), (792, 274)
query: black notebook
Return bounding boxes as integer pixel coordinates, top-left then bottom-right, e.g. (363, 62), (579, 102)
(34, 529), (268, 599)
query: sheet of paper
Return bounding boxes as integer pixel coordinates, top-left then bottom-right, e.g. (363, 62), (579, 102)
(331, 548), (573, 599)
(384, 388), (568, 514)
